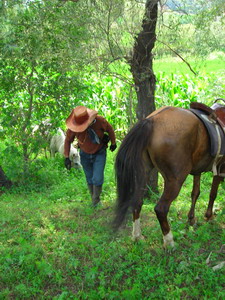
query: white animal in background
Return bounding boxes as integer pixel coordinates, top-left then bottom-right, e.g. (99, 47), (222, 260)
(50, 128), (81, 169)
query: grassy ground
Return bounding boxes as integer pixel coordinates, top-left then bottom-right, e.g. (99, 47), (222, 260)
(154, 54), (225, 75)
(0, 151), (225, 299)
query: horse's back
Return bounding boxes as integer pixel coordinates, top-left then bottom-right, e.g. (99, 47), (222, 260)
(148, 106), (198, 129)
(147, 106), (212, 176)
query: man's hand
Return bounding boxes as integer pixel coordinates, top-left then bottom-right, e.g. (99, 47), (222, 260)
(110, 144), (117, 152)
(65, 157), (72, 170)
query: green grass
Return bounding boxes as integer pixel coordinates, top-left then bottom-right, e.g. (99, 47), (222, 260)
(1, 152), (225, 299)
(154, 54), (225, 75)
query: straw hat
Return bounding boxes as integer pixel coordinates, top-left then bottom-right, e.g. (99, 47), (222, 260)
(66, 106), (98, 132)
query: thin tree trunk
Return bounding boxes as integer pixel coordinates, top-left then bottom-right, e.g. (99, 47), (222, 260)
(130, 0), (159, 193)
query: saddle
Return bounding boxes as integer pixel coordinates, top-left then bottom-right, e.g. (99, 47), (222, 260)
(190, 101), (225, 131)
(189, 100), (225, 177)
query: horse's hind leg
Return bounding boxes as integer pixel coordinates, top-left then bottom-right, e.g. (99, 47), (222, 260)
(188, 175), (201, 226)
(154, 179), (184, 247)
(205, 175), (223, 220)
(132, 200), (144, 241)
(132, 153), (152, 241)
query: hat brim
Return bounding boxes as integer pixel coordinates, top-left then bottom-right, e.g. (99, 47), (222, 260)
(66, 108), (98, 132)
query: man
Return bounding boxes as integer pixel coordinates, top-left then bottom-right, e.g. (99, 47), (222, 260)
(64, 105), (117, 206)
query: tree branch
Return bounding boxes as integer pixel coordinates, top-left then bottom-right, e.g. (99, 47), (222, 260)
(157, 39), (197, 75)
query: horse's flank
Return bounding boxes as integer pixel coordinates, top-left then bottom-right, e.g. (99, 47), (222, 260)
(147, 106), (212, 176)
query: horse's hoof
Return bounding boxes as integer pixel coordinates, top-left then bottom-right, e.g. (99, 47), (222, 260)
(164, 243), (176, 252)
(132, 235), (145, 242)
(163, 231), (175, 248)
(163, 240), (175, 249)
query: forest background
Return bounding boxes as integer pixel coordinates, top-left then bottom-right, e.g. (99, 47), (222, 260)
(0, 0), (225, 299)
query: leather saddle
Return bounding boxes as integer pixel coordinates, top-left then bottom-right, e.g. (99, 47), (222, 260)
(189, 100), (225, 177)
(190, 100), (225, 131)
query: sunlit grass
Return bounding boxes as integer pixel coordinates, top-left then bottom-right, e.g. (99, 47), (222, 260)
(154, 54), (225, 75)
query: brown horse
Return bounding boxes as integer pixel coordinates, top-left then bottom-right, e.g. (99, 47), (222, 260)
(114, 106), (225, 247)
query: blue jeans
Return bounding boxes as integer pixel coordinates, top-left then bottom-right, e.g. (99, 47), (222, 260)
(80, 148), (106, 186)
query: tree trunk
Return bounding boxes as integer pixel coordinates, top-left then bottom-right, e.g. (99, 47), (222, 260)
(0, 166), (12, 189)
(130, 0), (159, 193)
(130, 0), (158, 119)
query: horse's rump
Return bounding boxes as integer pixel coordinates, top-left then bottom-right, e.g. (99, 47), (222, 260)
(147, 106), (211, 176)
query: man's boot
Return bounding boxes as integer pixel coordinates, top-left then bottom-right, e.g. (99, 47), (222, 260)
(92, 185), (102, 207)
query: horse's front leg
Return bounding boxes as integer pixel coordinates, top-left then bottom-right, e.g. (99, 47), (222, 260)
(188, 175), (201, 226)
(154, 179), (183, 248)
(205, 175), (223, 220)
(132, 200), (144, 241)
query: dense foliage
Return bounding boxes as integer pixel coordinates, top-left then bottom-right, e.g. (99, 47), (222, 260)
(1, 0), (225, 171)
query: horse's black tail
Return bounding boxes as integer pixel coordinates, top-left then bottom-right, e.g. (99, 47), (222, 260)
(113, 118), (153, 229)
